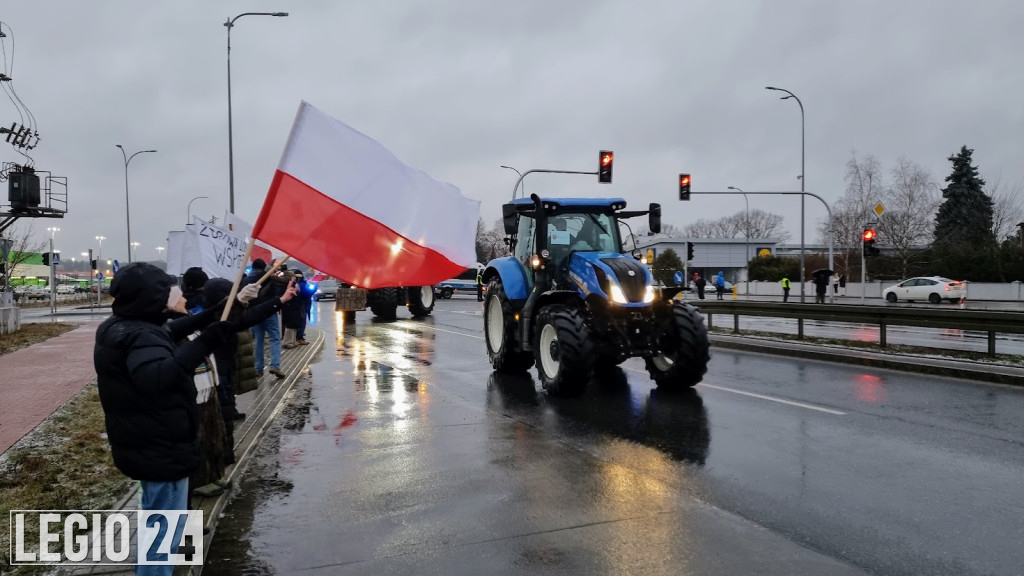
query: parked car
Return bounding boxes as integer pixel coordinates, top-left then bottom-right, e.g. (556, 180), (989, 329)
(24, 286), (50, 300)
(883, 276), (965, 304)
(56, 284), (77, 295)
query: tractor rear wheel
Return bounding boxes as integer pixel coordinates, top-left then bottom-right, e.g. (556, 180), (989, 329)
(408, 286), (436, 316)
(645, 302), (710, 390)
(535, 304), (593, 397)
(369, 287), (399, 320)
(484, 279), (534, 372)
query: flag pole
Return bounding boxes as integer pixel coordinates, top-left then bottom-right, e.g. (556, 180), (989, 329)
(220, 248), (291, 321)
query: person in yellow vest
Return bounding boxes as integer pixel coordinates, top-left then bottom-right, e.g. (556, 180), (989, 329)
(781, 276), (791, 302)
(476, 269), (484, 302)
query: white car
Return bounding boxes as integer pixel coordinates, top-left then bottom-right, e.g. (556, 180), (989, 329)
(883, 276), (965, 304)
(56, 284), (77, 294)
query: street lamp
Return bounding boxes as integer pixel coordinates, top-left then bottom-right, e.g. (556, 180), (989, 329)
(727, 186), (750, 291)
(187, 195), (209, 225)
(500, 165), (524, 198)
(131, 241), (141, 262)
(46, 227), (60, 241)
(765, 86), (806, 302)
(116, 145), (157, 263)
(226, 11), (289, 215)
(155, 246), (165, 260)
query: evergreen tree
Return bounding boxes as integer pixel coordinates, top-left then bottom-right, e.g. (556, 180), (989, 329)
(933, 146), (995, 248)
(651, 248), (684, 286)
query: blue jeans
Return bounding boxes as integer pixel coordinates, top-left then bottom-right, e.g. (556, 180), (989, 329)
(136, 478), (189, 576)
(252, 313), (281, 373)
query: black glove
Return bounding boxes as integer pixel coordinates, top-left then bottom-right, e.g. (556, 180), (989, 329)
(199, 320), (236, 350)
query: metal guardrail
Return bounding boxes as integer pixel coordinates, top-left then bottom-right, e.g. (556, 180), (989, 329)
(691, 301), (1024, 356)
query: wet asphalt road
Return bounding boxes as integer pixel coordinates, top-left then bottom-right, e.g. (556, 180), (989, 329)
(203, 296), (1024, 576)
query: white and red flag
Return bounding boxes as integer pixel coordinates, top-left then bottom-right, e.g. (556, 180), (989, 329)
(251, 101), (479, 289)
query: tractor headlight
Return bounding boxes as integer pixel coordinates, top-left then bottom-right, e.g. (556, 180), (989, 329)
(643, 285), (655, 303)
(609, 283), (628, 304)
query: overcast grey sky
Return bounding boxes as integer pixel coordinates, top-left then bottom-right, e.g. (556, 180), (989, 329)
(2, 0), (1023, 263)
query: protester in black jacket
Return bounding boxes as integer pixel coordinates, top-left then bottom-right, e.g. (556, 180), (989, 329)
(93, 262), (235, 542)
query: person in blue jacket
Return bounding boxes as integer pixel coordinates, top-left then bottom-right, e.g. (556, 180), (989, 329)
(714, 271), (726, 300)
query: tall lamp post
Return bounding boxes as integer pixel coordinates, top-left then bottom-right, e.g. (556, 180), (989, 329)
(226, 11), (289, 215)
(765, 86), (805, 302)
(131, 241), (141, 262)
(500, 165), (524, 198)
(155, 246), (165, 260)
(187, 195), (209, 225)
(727, 187), (750, 291)
(116, 145), (157, 263)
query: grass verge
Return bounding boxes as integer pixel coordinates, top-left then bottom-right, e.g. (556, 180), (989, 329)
(0, 382), (132, 574)
(709, 326), (1024, 365)
(0, 323), (77, 357)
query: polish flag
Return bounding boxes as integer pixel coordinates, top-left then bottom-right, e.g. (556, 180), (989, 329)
(251, 101), (480, 289)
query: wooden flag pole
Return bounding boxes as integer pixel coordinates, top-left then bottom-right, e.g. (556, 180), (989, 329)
(220, 243), (291, 321)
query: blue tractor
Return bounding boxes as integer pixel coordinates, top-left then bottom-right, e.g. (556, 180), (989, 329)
(482, 193), (710, 396)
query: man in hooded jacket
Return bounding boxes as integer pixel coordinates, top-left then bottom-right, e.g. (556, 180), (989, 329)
(93, 262), (236, 572)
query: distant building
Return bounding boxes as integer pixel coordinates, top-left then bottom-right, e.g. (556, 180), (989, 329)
(635, 237), (784, 283)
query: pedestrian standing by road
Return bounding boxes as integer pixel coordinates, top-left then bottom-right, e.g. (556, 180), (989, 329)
(839, 274), (847, 297)
(476, 268), (484, 302)
(781, 276), (791, 302)
(714, 271), (726, 300)
(241, 259), (287, 378)
(813, 272), (830, 304)
(93, 262), (236, 573)
(293, 269), (313, 345)
(832, 272), (840, 296)
(694, 272), (706, 300)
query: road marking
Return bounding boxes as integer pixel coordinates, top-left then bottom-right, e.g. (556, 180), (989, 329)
(620, 366), (845, 415)
(418, 325), (485, 340)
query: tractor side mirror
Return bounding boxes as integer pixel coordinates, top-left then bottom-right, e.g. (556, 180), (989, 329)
(649, 203), (662, 234)
(502, 204), (518, 235)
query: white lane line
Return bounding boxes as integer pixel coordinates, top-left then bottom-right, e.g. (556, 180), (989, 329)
(422, 325), (485, 340)
(621, 366), (845, 415)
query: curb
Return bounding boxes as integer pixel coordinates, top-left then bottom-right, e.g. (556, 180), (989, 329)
(709, 334), (1024, 386)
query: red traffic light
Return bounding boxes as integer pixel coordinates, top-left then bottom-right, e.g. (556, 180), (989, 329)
(680, 175), (690, 186)
(863, 229), (876, 241)
(601, 153), (613, 165)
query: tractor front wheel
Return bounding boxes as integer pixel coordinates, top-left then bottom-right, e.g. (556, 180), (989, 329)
(645, 302), (710, 390)
(535, 305), (593, 397)
(484, 279), (534, 372)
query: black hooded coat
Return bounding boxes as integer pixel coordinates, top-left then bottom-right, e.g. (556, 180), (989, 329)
(93, 262), (221, 482)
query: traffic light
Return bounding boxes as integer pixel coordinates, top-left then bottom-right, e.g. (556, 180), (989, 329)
(598, 150), (613, 183)
(863, 228), (880, 257)
(679, 174), (691, 201)
(41, 252), (50, 266)
(687, 241), (695, 261)
(91, 259), (98, 270)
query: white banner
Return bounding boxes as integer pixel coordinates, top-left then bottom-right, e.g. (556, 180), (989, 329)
(165, 230), (202, 276)
(223, 211), (253, 239)
(192, 217), (250, 279)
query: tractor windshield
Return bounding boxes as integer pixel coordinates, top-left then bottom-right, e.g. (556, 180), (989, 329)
(544, 212), (620, 266)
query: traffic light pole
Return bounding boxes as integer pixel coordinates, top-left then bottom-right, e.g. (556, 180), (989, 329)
(48, 238), (56, 315)
(510, 169), (599, 201)
(687, 190), (834, 304)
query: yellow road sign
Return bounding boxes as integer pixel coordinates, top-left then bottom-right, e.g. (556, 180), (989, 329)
(874, 203), (885, 217)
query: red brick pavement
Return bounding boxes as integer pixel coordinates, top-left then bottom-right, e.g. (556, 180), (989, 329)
(0, 320), (101, 454)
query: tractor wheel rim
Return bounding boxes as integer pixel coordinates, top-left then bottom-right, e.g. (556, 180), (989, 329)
(652, 353), (675, 372)
(421, 286), (434, 307)
(539, 324), (560, 377)
(486, 295), (504, 352)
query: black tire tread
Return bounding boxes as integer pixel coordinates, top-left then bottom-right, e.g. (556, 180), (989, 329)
(408, 286), (435, 317)
(535, 304), (593, 397)
(645, 302), (710, 389)
(485, 279), (534, 372)
(369, 287), (399, 320)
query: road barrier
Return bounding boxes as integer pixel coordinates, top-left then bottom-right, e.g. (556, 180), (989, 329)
(692, 301), (1024, 357)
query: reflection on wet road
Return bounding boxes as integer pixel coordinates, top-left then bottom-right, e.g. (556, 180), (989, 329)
(206, 297), (1024, 576)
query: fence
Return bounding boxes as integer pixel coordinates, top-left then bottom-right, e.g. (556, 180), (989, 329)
(693, 300), (1024, 357)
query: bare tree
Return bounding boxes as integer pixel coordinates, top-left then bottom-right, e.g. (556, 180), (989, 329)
(684, 210), (788, 240)
(476, 219), (510, 262)
(819, 152), (886, 275)
(682, 218), (720, 238)
(987, 175), (1024, 242)
(1, 222), (46, 290)
(877, 157), (938, 276)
